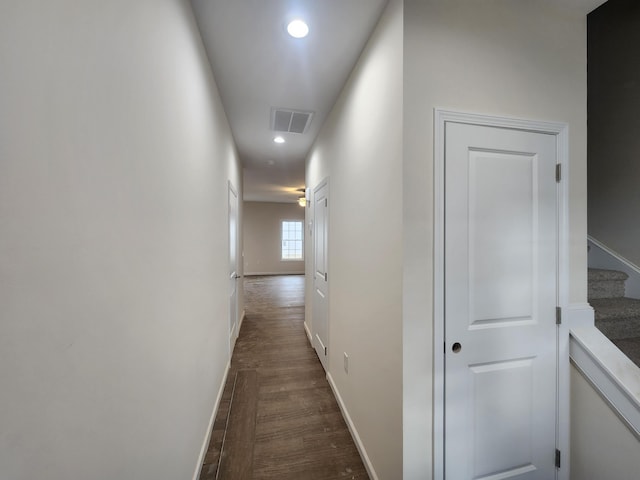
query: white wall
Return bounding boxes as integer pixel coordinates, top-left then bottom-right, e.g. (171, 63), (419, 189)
(403, 1), (589, 477)
(243, 201), (305, 275)
(0, 1), (241, 479)
(570, 365), (640, 479)
(305, 0), (403, 477)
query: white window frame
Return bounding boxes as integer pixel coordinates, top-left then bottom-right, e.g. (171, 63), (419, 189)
(281, 219), (304, 261)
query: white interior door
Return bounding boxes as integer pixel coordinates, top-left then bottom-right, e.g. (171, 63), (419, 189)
(313, 179), (329, 371)
(444, 122), (558, 479)
(228, 182), (239, 352)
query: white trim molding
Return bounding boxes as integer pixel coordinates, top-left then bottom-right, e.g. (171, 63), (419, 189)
(570, 326), (640, 440)
(558, 303), (595, 480)
(303, 321), (312, 344)
(588, 235), (640, 299)
(239, 309), (246, 333)
(433, 109), (570, 480)
(192, 360), (231, 480)
(326, 373), (379, 480)
(244, 271), (305, 276)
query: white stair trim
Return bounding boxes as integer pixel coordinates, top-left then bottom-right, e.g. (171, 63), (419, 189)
(588, 236), (640, 299)
(570, 326), (640, 441)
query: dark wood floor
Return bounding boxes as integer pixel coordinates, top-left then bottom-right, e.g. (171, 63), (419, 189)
(199, 275), (369, 480)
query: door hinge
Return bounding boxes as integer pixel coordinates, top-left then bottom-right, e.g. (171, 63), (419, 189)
(556, 306), (562, 325)
(324, 272), (328, 281)
(555, 449), (561, 469)
(324, 346), (327, 356)
(325, 198), (328, 207)
(556, 164), (562, 183)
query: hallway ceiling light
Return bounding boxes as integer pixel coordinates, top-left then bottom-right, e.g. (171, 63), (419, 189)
(287, 19), (309, 39)
(273, 136), (285, 144)
(298, 196), (307, 207)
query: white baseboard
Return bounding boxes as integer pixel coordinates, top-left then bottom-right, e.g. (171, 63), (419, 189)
(244, 271), (305, 276)
(303, 321), (312, 344)
(588, 235), (640, 299)
(239, 310), (246, 331)
(192, 360), (231, 480)
(326, 372), (379, 480)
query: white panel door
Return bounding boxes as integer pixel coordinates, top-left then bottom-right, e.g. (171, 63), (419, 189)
(228, 182), (239, 353)
(313, 179), (329, 371)
(445, 123), (558, 479)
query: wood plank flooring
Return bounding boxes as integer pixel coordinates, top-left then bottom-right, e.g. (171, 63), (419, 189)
(199, 275), (369, 480)
(217, 370), (258, 479)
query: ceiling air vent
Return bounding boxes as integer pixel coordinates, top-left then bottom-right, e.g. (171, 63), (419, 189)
(271, 108), (314, 134)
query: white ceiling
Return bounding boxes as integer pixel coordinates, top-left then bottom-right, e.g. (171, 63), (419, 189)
(555, 0), (608, 12)
(191, 0), (388, 203)
(191, 0), (607, 204)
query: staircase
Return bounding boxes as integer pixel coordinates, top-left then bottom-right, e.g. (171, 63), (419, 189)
(589, 268), (640, 367)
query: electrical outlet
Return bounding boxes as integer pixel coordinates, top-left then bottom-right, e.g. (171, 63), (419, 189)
(343, 352), (349, 374)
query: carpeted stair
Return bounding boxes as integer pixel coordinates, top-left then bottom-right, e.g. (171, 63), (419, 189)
(588, 268), (628, 299)
(589, 268), (640, 366)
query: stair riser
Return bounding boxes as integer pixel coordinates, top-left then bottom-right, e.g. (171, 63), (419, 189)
(588, 280), (626, 300)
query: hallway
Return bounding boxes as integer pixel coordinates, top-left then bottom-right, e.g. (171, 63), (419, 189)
(199, 275), (368, 480)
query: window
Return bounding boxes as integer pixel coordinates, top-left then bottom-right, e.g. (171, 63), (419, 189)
(281, 220), (303, 260)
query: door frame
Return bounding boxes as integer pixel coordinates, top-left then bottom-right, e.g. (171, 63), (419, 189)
(312, 176), (330, 371)
(228, 180), (239, 355)
(433, 109), (570, 480)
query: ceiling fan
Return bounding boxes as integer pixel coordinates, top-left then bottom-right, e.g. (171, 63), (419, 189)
(296, 188), (308, 207)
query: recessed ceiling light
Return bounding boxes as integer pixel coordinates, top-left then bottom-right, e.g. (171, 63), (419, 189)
(287, 19), (309, 39)
(274, 136), (285, 144)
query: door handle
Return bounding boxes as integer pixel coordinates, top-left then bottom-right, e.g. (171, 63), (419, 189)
(452, 342), (462, 353)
